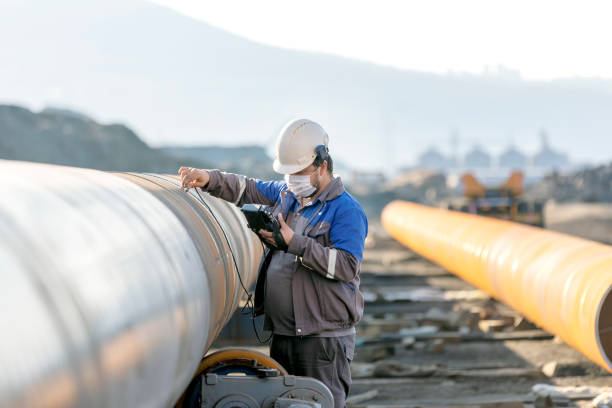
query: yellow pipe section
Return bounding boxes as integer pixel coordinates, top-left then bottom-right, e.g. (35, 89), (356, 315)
(382, 200), (612, 372)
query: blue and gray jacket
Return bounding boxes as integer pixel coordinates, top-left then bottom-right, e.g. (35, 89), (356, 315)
(204, 170), (368, 336)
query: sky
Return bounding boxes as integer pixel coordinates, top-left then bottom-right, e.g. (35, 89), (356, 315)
(151, 0), (612, 81)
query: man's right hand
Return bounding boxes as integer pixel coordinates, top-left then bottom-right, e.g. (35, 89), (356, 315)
(178, 167), (210, 190)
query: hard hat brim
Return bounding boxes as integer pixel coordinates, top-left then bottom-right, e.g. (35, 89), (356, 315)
(273, 159), (311, 175)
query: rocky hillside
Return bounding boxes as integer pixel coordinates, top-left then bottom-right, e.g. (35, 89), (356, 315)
(0, 105), (208, 173)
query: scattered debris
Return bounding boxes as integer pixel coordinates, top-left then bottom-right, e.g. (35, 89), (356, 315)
(471, 301), (499, 320)
(346, 389), (379, 406)
(593, 392), (612, 407)
(552, 335), (565, 345)
(534, 395), (554, 408)
(354, 345), (393, 362)
(398, 325), (439, 338)
(401, 336), (416, 348)
(350, 363), (376, 379)
(485, 330), (553, 341)
(542, 361), (559, 377)
(541, 361), (610, 377)
(534, 394), (568, 408)
(428, 338), (446, 353)
(421, 307), (465, 330)
(444, 289), (491, 301)
(478, 318), (514, 333)
(513, 316), (538, 331)
(375, 286), (446, 302)
(532, 384), (612, 400)
(372, 361), (438, 378)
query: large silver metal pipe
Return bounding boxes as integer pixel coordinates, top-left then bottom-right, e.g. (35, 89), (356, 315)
(0, 160), (262, 408)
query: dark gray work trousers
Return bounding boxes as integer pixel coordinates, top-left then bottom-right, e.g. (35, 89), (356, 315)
(270, 334), (354, 408)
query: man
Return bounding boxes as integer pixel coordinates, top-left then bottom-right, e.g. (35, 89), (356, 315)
(178, 118), (367, 408)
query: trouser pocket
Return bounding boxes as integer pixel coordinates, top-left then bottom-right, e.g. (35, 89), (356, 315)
(292, 337), (353, 408)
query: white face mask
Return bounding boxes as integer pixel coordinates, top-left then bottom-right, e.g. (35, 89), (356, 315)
(285, 170), (318, 198)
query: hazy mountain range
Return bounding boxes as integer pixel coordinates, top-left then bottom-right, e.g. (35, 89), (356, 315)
(1, 0), (612, 171)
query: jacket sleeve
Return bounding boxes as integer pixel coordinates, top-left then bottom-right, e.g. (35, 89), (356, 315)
(287, 205), (368, 282)
(202, 169), (285, 206)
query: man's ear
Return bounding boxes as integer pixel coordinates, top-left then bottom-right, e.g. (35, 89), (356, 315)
(320, 160), (328, 175)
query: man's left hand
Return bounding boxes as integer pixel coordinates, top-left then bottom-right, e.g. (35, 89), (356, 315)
(277, 214), (294, 245)
(258, 214), (294, 248)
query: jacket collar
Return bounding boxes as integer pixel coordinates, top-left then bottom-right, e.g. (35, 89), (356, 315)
(313, 176), (344, 203)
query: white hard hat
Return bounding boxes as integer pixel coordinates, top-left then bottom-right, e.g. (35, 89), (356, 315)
(273, 119), (329, 174)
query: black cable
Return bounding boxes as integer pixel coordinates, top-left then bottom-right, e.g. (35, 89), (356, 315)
(193, 188), (272, 344)
(195, 189), (251, 294)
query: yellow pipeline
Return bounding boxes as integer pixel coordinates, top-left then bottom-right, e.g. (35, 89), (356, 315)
(382, 200), (612, 372)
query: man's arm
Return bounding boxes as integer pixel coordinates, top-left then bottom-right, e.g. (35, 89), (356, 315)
(285, 205), (368, 283)
(179, 167), (284, 206)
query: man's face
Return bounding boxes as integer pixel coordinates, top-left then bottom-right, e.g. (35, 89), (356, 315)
(292, 164), (321, 190)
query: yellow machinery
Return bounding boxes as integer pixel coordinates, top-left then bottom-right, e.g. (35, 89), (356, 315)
(449, 171), (544, 227)
(382, 200), (612, 373)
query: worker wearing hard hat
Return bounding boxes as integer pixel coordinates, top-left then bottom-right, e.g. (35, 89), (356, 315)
(179, 119), (368, 408)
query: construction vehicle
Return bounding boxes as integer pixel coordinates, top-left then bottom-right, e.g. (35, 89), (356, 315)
(448, 171), (545, 227)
